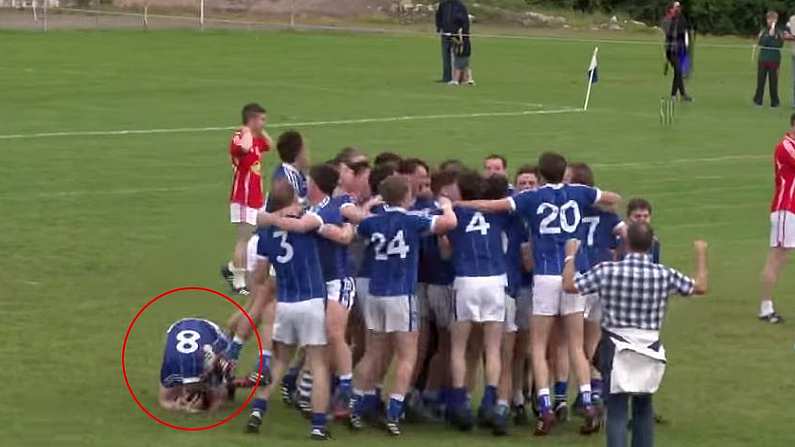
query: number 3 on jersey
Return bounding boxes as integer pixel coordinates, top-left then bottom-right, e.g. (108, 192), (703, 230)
(465, 212), (491, 235)
(538, 200), (581, 235)
(273, 231), (294, 263)
(372, 230), (410, 260)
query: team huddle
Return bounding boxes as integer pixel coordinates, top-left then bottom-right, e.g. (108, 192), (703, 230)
(159, 103), (680, 440)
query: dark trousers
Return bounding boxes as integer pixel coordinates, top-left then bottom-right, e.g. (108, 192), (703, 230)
(441, 36), (453, 82)
(596, 332), (655, 447)
(754, 61), (780, 107)
(666, 52), (687, 98)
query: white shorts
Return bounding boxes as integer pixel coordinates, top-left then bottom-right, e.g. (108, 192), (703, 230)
(364, 295), (418, 333)
(584, 293), (602, 323)
(770, 211), (795, 248)
(427, 284), (454, 329)
(273, 298), (327, 347)
(515, 287), (533, 330)
(532, 275), (586, 316)
(230, 203), (260, 226)
(452, 275), (507, 323)
(416, 283), (431, 322)
(326, 277), (356, 311)
(504, 297), (518, 333)
(246, 235), (260, 273)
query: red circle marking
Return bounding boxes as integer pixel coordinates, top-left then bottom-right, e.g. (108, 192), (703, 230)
(121, 286), (263, 431)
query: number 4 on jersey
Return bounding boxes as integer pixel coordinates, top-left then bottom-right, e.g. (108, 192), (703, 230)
(465, 212), (491, 235)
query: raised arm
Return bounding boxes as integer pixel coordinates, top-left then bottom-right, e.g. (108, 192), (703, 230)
(692, 240), (709, 295)
(431, 197), (458, 235)
(258, 212), (322, 233)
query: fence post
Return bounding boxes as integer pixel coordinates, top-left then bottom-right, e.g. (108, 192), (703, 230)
(290, 0), (295, 28)
(143, 4), (149, 30)
(200, 0), (205, 31)
(32, 0), (38, 23)
(43, 0), (48, 32)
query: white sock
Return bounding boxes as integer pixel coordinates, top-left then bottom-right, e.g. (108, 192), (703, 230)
(538, 388), (550, 398)
(760, 300), (775, 317)
(579, 384), (592, 394)
(512, 390), (525, 406)
(232, 267), (246, 289)
(389, 394), (405, 402)
(497, 399), (509, 407)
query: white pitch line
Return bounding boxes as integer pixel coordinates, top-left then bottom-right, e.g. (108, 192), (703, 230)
(0, 108), (582, 140)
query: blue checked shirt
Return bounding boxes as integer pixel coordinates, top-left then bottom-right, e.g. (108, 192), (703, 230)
(574, 253), (695, 331)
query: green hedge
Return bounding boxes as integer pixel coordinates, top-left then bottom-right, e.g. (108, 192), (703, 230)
(524, 0), (795, 35)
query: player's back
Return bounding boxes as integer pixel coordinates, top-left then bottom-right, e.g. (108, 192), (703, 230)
(312, 195), (352, 281)
(358, 207), (432, 297)
(514, 183), (599, 275)
(581, 206), (624, 268)
(266, 163), (308, 211)
(160, 318), (226, 387)
(772, 134), (795, 213)
(258, 223), (326, 302)
(448, 206), (509, 277)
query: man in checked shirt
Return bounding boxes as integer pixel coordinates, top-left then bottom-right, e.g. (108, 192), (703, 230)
(562, 222), (708, 447)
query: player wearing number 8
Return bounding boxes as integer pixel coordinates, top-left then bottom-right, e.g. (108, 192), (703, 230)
(352, 175), (457, 436)
(458, 152), (621, 436)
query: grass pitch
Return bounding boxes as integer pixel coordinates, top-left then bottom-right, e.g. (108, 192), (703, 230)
(1, 27), (794, 447)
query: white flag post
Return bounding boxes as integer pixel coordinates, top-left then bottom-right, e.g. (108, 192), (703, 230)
(199, 0), (205, 31)
(583, 46), (599, 111)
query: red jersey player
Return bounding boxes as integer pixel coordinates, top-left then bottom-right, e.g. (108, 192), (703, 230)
(225, 103), (272, 295)
(758, 113), (795, 323)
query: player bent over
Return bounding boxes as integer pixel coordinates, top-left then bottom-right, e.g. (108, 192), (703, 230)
(158, 318), (233, 412)
(351, 175), (457, 436)
(244, 180), (331, 440)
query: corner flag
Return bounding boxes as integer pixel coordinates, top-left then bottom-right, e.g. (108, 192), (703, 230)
(583, 47), (599, 111)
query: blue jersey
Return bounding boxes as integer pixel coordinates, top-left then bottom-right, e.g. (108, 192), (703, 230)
(411, 199), (455, 286)
(160, 318), (228, 388)
(356, 204), (386, 279)
(257, 219), (327, 302)
(312, 195), (353, 281)
(266, 163), (307, 210)
(448, 206), (510, 278)
(510, 183), (600, 275)
(357, 207), (434, 297)
(505, 213), (530, 297)
(580, 206), (624, 268)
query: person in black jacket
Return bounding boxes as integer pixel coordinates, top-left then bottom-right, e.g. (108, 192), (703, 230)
(662, 1), (693, 101)
(436, 0), (470, 83)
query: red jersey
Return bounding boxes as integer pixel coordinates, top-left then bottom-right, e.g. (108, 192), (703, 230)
(771, 132), (795, 213)
(229, 129), (270, 208)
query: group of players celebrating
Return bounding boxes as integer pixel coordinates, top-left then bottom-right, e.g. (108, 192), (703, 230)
(159, 103), (670, 440)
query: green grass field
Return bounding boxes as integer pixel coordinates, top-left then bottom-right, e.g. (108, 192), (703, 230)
(2, 26), (795, 447)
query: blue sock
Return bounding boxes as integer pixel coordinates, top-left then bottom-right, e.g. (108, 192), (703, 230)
(581, 390), (593, 407)
(387, 395), (405, 421)
(361, 391), (378, 416)
(591, 379), (603, 403)
(554, 381), (568, 404)
(311, 412), (327, 430)
(338, 374), (353, 396)
(537, 389), (552, 414)
(251, 398), (268, 416)
(226, 339), (243, 360)
(481, 385), (497, 410)
(450, 387), (468, 409)
(351, 389), (366, 416)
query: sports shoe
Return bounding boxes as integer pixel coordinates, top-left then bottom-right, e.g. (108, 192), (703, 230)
(492, 404), (510, 436)
(447, 80), (459, 86)
(534, 410), (555, 436)
(310, 427), (331, 440)
(466, 79), (476, 86)
(477, 404), (493, 428)
(759, 312), (784, 324)
(349, 413), (365, 430)
(580, 405), (602, 435)
(554, 400), (569, 422)
(512, 404), (529, 426)
(245, 412), (262, 433)
(405, 395), (439, 423)
(234, 286), (250, 296)
(220, 264), (234, 289)
(385, 418), (401, 436)
(449, 406), (474, 431)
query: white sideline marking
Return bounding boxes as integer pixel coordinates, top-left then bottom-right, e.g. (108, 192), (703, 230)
(0, 108), (582, 140)
(593, 154), (768, 169)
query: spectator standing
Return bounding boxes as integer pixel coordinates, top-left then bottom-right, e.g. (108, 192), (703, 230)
(755, 11), (785, 108)
(662, 2), (693, 102)
(436, 0), (469, 83)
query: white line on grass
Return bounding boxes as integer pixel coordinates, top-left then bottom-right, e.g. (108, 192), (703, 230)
(0, 108), (582, 140)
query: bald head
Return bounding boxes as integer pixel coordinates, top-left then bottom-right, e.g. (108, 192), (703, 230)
(627, 221), (654, 253)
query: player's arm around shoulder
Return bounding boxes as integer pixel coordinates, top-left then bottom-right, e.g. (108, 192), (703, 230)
(431, 196), (458, 235)
(594, 186), (622, 209)
(319, 223), (355, 245)
(455, 197), (514, 214)
(258, 209), (322, 233)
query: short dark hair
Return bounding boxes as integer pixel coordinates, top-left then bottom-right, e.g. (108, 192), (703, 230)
(398, 158), (430, 176)
(276, 130), (304, 163)
(483, 174), (509, 199)
(379, 175), (410, 206)
(457, 169), (484, 201)
(369, 163), (397, 196)
(515, 164), (538, 181)
(334, 146), (366, 165)
(568, 162), (594, 187)
(627, 222), (655, 253)
(374, 152), (402, 167)
(538, 152), (567, 184)
(627, 198), (653, 216)
(484, 154), (507, 169)
(439, 159), (465, 174)
(309, 163), (340, 196)
(241, 103), (266, 125)
(431, 169), (458, 196)
(268, 178), (296, 212)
